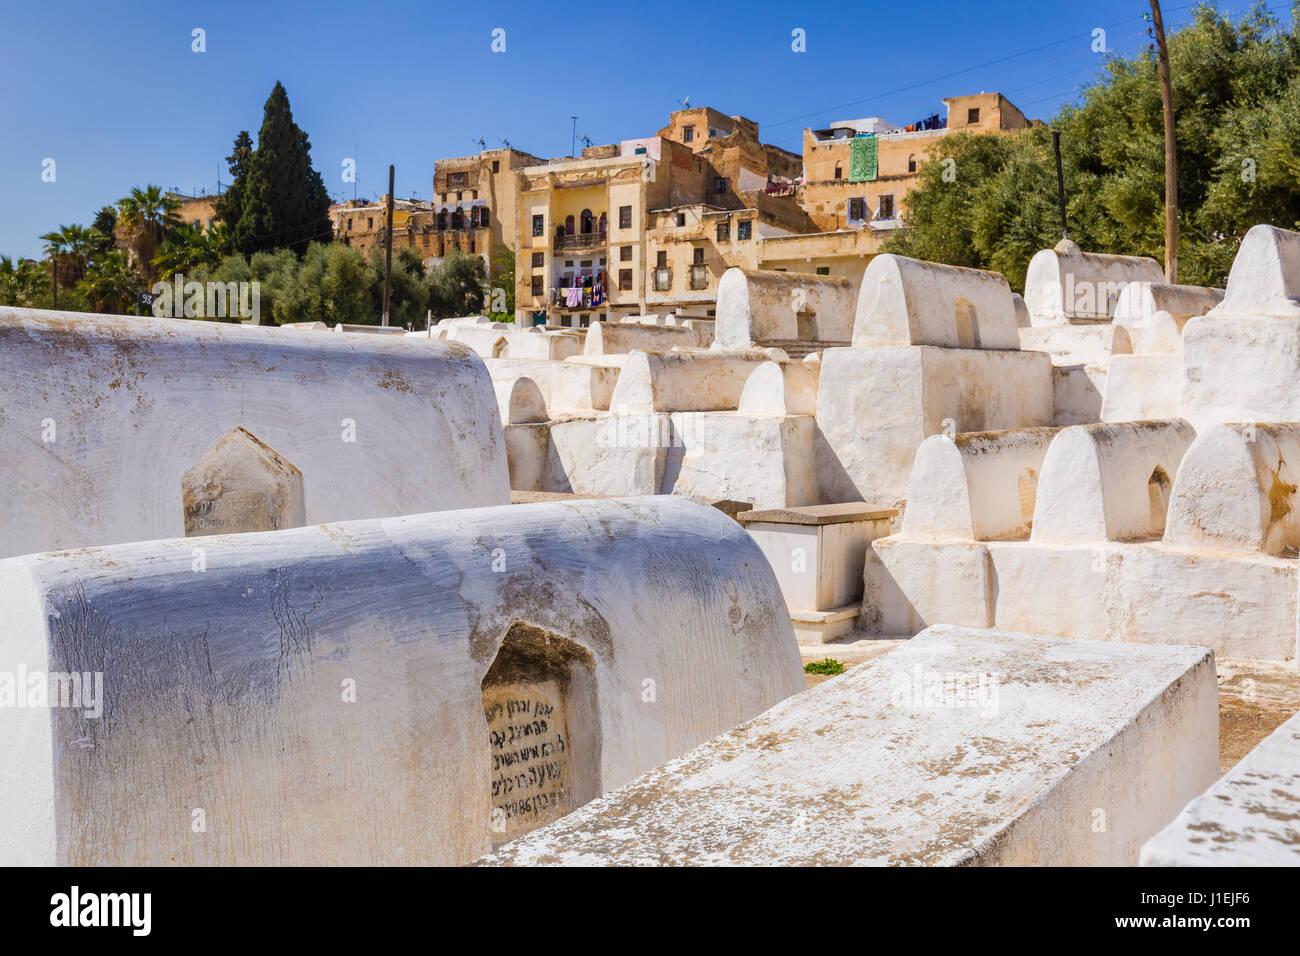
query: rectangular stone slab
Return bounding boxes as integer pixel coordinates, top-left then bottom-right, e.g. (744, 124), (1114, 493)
(478, 625), (1217, 866)
(1141, 710), (1300, 866)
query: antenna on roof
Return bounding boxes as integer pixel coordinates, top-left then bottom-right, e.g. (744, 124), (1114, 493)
(472, 136), (486, 150)
(678, 96), (690, 109)
(500, 137), (511, 149)
(580, 132), (593, 149)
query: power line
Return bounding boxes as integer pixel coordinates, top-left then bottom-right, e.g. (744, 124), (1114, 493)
(761, 6), (1198, 130)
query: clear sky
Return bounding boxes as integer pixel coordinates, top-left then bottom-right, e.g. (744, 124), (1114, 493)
(0, 0), (1287, 258)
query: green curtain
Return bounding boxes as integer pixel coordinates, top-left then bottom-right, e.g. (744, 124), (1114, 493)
(849, 135), (878, 182)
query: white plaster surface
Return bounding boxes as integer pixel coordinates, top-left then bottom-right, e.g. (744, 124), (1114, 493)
(1142, 709), (1300, 866)
(0, 496), (804, 865)
(1023, 239), (1163, 325)
(0, 307), (508, 559)
(714, 268), (856, 348)
(853, 254), (1021, 350)
(477, 626), (1218, 866)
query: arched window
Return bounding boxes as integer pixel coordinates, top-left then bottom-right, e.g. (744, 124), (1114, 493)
(451, 208), (464, 230)
(480, 207), (490, 228)
(565, 215), (575, 236)
(908, 154), (917, 173)
(580, 209), (593, 234)
(598, 212), (607, 237)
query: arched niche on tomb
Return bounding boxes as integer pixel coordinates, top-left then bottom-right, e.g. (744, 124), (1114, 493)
(491, 336), (510, 358)
(181, 427), (305, 538)
(480, 622), (601, 847)
(1017, 467), (1038, 529)
(1148, 466), (1172, 536)
(955, 298), (981, 349)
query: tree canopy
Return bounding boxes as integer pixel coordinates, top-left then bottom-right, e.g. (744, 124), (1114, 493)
(884, 2), (1300, 289)
(219, 83), (332, 257)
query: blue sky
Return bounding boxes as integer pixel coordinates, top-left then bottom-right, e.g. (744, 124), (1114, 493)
(0, 0), (1288, 258)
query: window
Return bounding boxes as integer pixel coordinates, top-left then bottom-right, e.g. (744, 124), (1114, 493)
(737, 220), (752, 241)
(908, 155), (917, 173)
(715, 177), (727, 194)
(532, 215), (544, 237)
(450, 172), (467, 188)
(580, 209), (593, 234)
(816, 267), (830, 275)
(683, 125), (695, 142)
(968, 107), (980, 124)
(480, 208), (490, 228)
(619, 268), (632, 290)
(693, 248), (704, 265)
(620, 246), (632, 262)
(689, 263), (708, 290)
(716, 221), (730, 242)
(848, 198), (866, 222)
(656, 251), (668, 268)
(530, 275), (542, 296)
(472, 190), (478, 200)
(492, 160), (500, 173)
(532, 252), (544, 268)
(653, 267), (672, 291)
(879, 194), (895, 219)
(367, 217), (374, 230)
(676, 212), (686, 227)
(347, 218), (353, 231)
(565, 215), (575, 235)
(834, 164), (843, 179)
(619, 205), (632, 229)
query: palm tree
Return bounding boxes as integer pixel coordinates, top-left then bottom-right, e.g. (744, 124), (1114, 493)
(117, 186), (181, 280)
(78, 251), (143, 315)
(0, 256), (51, 306)
(152, 221), (232, 281)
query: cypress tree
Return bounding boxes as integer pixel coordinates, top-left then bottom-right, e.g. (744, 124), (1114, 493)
(231, 82), (331, 256)
(214, 130), (253, 234)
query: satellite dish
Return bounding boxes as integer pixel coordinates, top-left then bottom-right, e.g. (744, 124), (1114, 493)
(679, 96), (690, 108)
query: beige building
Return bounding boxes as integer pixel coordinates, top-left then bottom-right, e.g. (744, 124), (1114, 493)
(516, 107), (809, 325)
(801, 92), (1030, 241)
(331, 147), (545, 297)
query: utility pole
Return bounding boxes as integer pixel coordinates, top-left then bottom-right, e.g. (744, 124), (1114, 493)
(570, 116), (578, 159)
(1052, 130), (1068, 240)
(1150, 0), (1177, 282)
(382, 165), (395, 327)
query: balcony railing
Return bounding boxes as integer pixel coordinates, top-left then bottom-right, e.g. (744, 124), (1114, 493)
(554, 232), (607, 252)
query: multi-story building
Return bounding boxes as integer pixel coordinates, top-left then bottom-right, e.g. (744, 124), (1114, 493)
(330, 147), (545, 299)
(799, 93), (1030, 247)
(515, 108), (810, 326)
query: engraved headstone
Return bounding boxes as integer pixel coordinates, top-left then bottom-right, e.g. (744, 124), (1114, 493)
(182, 427), (305, 537)
(483, 678), (575, 844)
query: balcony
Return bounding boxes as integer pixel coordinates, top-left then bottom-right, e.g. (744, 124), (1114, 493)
(554, 232), (607, 253)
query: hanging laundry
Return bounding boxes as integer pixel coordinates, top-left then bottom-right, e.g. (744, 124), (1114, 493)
(565, 286), (582, 308)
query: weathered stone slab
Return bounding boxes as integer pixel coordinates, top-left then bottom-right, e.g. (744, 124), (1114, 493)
(478, 625), (1217, 866)
(1142, 709), (1300, 866)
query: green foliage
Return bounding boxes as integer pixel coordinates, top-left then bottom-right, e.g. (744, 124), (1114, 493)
(0, 255), (51, 306)
(884, 3), (1300, 288)
(77, 251), (144, 314)
(490, 243), (516, 316)
(803, 658), (846, 676)
(225, 83), (332, 257)
(428, 249), (488, 321)
(116, 186), (181, 281)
